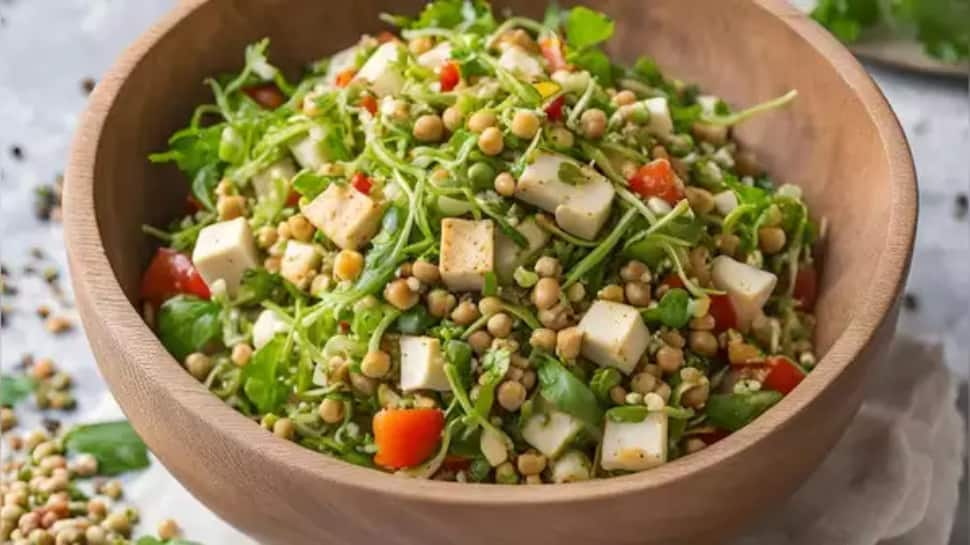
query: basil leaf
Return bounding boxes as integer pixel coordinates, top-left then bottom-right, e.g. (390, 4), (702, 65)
(0, 374), (35, 407)
(564, 6), (615, 50)
(642, 288), (691, 328)
(536, 356), (603, 432)
(589, 367), (621, 406)
(64, 421), (149, 476)
(705, 391), (783, 432)
(157, 296), (222, 362)
(242, 336), (289, 414)
(396, 305), (439, 335)
(606, 405), (649, 423)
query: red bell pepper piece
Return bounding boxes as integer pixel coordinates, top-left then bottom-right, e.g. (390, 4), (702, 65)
(439, 61), (460, 92)
(793, 265), (818, 311)
(359, 94), (378, 115)
(544, 95), (565, 122)
(334, 68), (356, 88)
(708, 294), (738, 333)
(539, 36), (568, 72)
(762, 356), (806, 395)
(627, 159), (684, 205)
(373, 409), (445, 469)
(351, 172), (373, 195)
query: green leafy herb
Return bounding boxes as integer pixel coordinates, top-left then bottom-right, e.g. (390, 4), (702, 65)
(705, 391), (783, 432)
(483, 271), (498, 296)
(564, 6), (615, 50)
(557, 161), (590, 186)
(444, 339), (474, 388)
(157, 296), (222, 362)
(606, 405), (650, 423)
(236, 269), (289, 306)
(536, 356), (603, 432)
(0, 374), (34, 407)
(291, 170), (333, 199)
(642, 288), (692, 328)
(64, 420), (150, 476)
(473, 348), (511, 417)
(589, 367), (621, 406)
(242, 335), (289, 414)
(396, 305), (439, 335)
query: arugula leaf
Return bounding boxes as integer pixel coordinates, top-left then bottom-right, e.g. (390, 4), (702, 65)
(564, 6), (615, 49)
(589, 367), (621, 406)
(444, 340), (473, 388)
(64, 420), (150, 476)
(236, 269), (289, 306)
(353, 206), (409, 296)
(396, 305), (439, 335)
(149, 125), (224, 178)
(473, 349), (511, 418)
(291, 170), (333, 200)
(429, 320), (465, 342)
(242, 335), (289, 414)
(536, 356), (603, 432)
(157, 296), (222, 362)
(642, 288), (692, 328)
(705, 391), (783, 432)
(811, 0), (881, 43)
(388, 0), (495, 33)
(0, 374), (35, 407)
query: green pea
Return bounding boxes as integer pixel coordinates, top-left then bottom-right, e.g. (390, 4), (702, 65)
(468, 162), (496, 191)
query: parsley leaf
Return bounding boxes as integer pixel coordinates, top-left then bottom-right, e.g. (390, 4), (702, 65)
(157, 296), (223, 362)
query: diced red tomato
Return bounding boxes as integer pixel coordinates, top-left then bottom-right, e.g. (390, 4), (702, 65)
(762, 356), (806, 395)
(539, 36), (568, 72)
(242, 83), (286, 110)
(442, 455), (472, 472)
(185, 195), (204, 213)
(439, 61), (460, 92)
(695, 428), (731, 445)
(708, 294), (738, 333)
(377, 31), (397, 43)
(285, 189), (301, 207)
(335, 68), (356, 88)
(544, 95), (565, 122)
(793, 265), (818, 311)
(359, 94), (378, 115)
(661, 273), (685, 289)
(351, 172), (373, 195)
(339, 320), (351, 333)
(140, 248), (210, 307)
(627, 159), (684, 205)
(373, 409), (445, 469)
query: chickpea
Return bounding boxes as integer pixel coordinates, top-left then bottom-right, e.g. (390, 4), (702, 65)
(717, 233), (741, 257)
(625, 282), (652, 306)
(520, 370), (537, 390)
(689, 330), (719, 357)
(257, 226), (278, 248)
(684, 186), (715, 214)
(497, 380), (527, 411)
(474, 296), (500, 316)
(654, 382), (672, 402)
(538, 304), (571, 330)
(157, 519), (179, 541)
(351, 372), (377, 396)
(735, 150), (762, 177)
(103, 512), (130, 535)
(685, 438), (708, 454)
(451, 300), (480, 325)
(216, 195), (246, 220)
(517, 452), (547, 476)
(758, 227), (787, 255)
(579, 108), (607, 139)
(361, 351), (391, 379)
(318, 398), (344, 424)
(609, 385), (627, 405)
(682, 382), (710, 409)
(631, 372), (658, 395)
(442, 106), (463, 132)
(529, 328), (557, 352)
(651, 145), (670, 160)
(384, 279), (419, 310)
(556, 327), (583, 360)
(510, 110), (540, 139)
(231, 343), (253, 367)
(32, 357), (55, 380)
(690, 314), (716, 331)
(620, 260), (651, 283)
(548, 125), (574, 149)
(0, 408), (15, 432)
(565, 282), (585, 303)
(534, 256), (561, 278)
(334, 250), (364, 281)
(532, 277), (561, 310)
(487, 313), (513, 338)
(728, 341), (762, 365)
(287, 214), (314, 242)
(597, 284), (625, 303)
(183, 353), (212, 381)
(427, 289), (457, 318)
(413, 114), (444, 143)
(612, 89), (637, 106)
(467, 110), (497, 133)
(468, 330), (493, 354)
(271, 417), (295, 440)
(656, 346), (684, 374)
(691, 122), (728, 146)
(478, 127), (504, 156)
(84, 526), (107, 545)
(408, 36), (433, 55)
(412, 260), (441, 285)
(494, 172), (517, 196)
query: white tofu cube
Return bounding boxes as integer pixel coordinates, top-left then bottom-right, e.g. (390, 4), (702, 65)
(601, 412), (668, 471)
(713, 190), (739, 216)
(697, 95), (721, 117)
(289, 126), (329, 171)
(251, 158), (296, 199)
(521, 410), (584, 458)
(550, 450), (592, 483)
(711, 255), (778, 332)
(439, 218), (494, 292)
(252, 309), (288, 350)
(399, 336), (450, 392)
(577, 300), (650, 375)
(494, 217), (550, 283)
(280, 240), (320, 290)
(497, 46), (544, 81)
(643, 97), (674, 136)
(354, 42), (405, 97)
(301, 183), (383, 250)
(416, 42), (452, 70)
(191, 218), (259, 296)
(515, 153), (615, 240)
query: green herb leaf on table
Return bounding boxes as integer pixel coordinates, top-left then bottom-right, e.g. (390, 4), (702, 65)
(64, 420), (150, 476)
(0, 374), (35, 407)
(157, 296), (223, 362)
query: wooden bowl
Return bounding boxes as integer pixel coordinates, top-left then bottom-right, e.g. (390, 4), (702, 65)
(63, 1), (917, 543)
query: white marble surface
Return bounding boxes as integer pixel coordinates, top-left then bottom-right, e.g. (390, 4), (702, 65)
(0, 1), (966, 544)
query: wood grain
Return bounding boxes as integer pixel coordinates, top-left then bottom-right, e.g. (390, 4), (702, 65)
(62, 1), (917, 544)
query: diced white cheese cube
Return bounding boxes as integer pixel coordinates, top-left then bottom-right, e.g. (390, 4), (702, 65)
(301, 183), (383, 250)
(521, 410), (583, 458)
(647, 197), (673, 216)
(697, 95), (721, 117)
(289, 127), (329, 171)
(577, 300), (650, 375)
(354, 42), (405, 97)
(252, 309), (288, 350)
(416, 42), (452, 70)
(439, 218), (494, 292)
(713, 190), (739, 216)
(711, 255), (778, 332)
(280, 240), (320, 290)
(479, 427), (509, 467)
(550, 450), (592, 483)
(250, 158), (296, 199)
(399, 336), (450, 392)
(494, 217), (550, 284)
(515, 153), (615, 240)
(191, 218), (259, 296)
(643, 97), (673, 136)
(323, 45), (359, 86)
(497, 46), (544, 81)
(601, 412), (668, 471)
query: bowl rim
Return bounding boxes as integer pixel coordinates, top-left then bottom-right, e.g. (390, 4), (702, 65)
(64, 0), (917, 506)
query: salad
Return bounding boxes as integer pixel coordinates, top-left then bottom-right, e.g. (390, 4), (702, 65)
(142, 1), (821, 484)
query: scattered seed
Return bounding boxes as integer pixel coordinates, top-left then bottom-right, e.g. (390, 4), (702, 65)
(902, 292), (919, 312)
(45, 315), (73, 334)
(10, 145), (24, 160)
(81, 77), (97, 94)
(956, 193), (968, 220)
(41, 417), (61, 434)
(36, 304), (51, 318)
